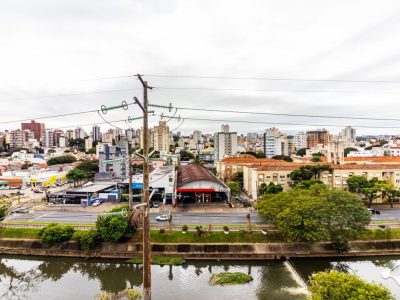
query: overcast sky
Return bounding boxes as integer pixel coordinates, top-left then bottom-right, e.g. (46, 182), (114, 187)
(1, 0), (400, 136)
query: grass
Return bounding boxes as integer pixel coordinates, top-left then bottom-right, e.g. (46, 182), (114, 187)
(130, 230), (281, 243)
(356, 228), (400, 240)
(210, 272), (253, 285)
(3, 221), (96, 227)
(126, 256), (185, 265)
(0, 227), (41, 239)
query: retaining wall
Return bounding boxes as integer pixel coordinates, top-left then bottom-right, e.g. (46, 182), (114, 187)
(2, 239), (400, 260)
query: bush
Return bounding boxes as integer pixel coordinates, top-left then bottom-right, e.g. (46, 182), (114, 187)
(210, 272), (253, 286)
(73, 230), (101, 252)
(159, 228), (165, 234)
(96, 214), (134, 243)
(39, 223), (75, 247)
(109, 205), (129, 213)
(0, 205), (7, 220)
(223, 226), (229, 232)
(182, 225), (188, 232)
(309, 271), (394, 300)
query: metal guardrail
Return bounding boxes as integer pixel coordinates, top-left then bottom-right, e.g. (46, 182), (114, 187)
(0, 222), (95, 231)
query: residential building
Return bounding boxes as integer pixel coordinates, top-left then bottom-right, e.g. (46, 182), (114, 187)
(43, 129), (55, 148)
(92, 125), (101, 142)
(214, 124), (238, 162)
(21, 120), (44, 142)
(74, 127), (85, 139)
(263, 128), (282, 158)
(65, 130), (74, 140)
(153, 121), (170, 153)
(306, 129), (329, 148)
(97, 143), (128, 179)
(101, 132), (114, 144)
(9, 129), (24, 148)
(85, 137), (93, 151)
(341, 126), (357, 146)
(294, 132), (307, 150)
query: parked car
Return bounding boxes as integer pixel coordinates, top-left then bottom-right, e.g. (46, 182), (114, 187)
(92, 200), (102, 207)
(368, 208), (381, 215)
(33, 189), (43, 194)
(156, 214), (169, 221)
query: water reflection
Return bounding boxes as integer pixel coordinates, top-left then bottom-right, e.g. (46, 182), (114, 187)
(0, 256), (307, 300)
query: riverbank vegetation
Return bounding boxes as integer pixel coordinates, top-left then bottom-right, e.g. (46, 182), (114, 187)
(309, 271), (394, 300)
(126, 256), (185, 266)
(38, 223), (75, 247)
(210, 272), (253, 285)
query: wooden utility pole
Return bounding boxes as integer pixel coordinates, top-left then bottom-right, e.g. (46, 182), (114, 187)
(128, 158), (133, 210)
(136, 74), (152, 300)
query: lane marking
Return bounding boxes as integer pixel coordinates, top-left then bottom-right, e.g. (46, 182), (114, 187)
(29, 211), (56, 222)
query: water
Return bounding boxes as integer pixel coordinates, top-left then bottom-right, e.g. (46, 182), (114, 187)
(292, 256), (400, 299)
(0, 256), (307, 300)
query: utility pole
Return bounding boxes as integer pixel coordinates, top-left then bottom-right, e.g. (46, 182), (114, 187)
(136, 74), (152, 300)
(128, 158), (133, 210)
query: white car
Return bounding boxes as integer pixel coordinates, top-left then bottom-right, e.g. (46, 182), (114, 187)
(156, 214), (169, 221)
(92, 200), (102, 207)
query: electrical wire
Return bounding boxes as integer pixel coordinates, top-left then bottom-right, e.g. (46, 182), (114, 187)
(152, 103), (400, 122)
(155, 86), (400, 94)
(0, 88), (141, 103)
(152, 113), (400, 129)
(0, 102), (137, 125)
(143, 74), (400, 84)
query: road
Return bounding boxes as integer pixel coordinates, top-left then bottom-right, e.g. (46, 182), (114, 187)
(5, 208), (400, 225)
(5, 210), (264, 225)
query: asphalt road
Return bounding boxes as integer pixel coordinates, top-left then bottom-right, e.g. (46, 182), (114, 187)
(5, 210), (264, 225)
(6, 208), (400, 224)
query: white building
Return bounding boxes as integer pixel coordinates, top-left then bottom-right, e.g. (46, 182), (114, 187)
(294, 132), (307, 150)
(214, 124), (237, 162)
(341, 126), (357, 146)
(263, 128), (282, 158)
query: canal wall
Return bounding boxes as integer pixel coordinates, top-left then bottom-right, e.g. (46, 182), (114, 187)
(2, 238), (400, 259)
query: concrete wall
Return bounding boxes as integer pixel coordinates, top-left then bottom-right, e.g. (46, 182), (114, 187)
(2, 239), (400, 260)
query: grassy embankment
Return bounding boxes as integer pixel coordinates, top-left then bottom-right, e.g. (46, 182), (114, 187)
(1, 227), (400, 242)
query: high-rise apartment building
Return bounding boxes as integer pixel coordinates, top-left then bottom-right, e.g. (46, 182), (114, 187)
(153, 121), (170, 153)
(306, 129), (329, 148)
(74, 127), (85, 139)
(21, 120), (44, 142)
(92, 125), (101, 142)
(294, 132), (307, 150)
(65, 130), (74, 140)
(193, 130), (202, 144)
(43, 129), (55, 148)
(53, 129), (64, 147)
(9, 129), (24, 149)
(341, 126), (356, 145)
(263, 128), (282, 158)
(97, 143), (128, 179)
(214, 124), (238, 161)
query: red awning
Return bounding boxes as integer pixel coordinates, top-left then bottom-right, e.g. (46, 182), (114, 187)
(176, 188), (216, 193)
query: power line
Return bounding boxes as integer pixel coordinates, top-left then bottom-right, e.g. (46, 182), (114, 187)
(0, 102), (137, 125)
(155, 86), (400, 94)
(150, 103), (400, 122)
(144, 74), (400, 84)
(152, 113), (400, 129)
(0, 88), (141, 103)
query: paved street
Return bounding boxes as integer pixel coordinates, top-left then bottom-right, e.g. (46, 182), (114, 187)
(5, 207), (400, 225)
(5, 210), (263, 225)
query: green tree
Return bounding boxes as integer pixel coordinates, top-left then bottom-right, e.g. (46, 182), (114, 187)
(66, 168), (86, 187)
(86, 147), (96, 154)
(290, 165), (333, 184)
(179, 150), (194, 161)
(227, 181), (241, 195)
(96, 214), (134, 243)
(39, 223), (75, 247)
(47, 155), (77, 166)
(256, 185), (370, 243)
(344, 147), (358, 157)
(296, 148), (307, 157)
(259, 182), (283, 195)
(309, 271), (394, 300)
(346, 176), (370, 193)
(294, 179), (324, 190)
(378, 182), (400, 208)
(311, 156), (322, 162)
(0, 205), (7, 220)
(271, 155), (293, 162)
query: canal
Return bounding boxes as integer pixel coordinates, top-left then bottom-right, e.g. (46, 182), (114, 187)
(3, 255), (400, 299)
(0, 255), (307, 300)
